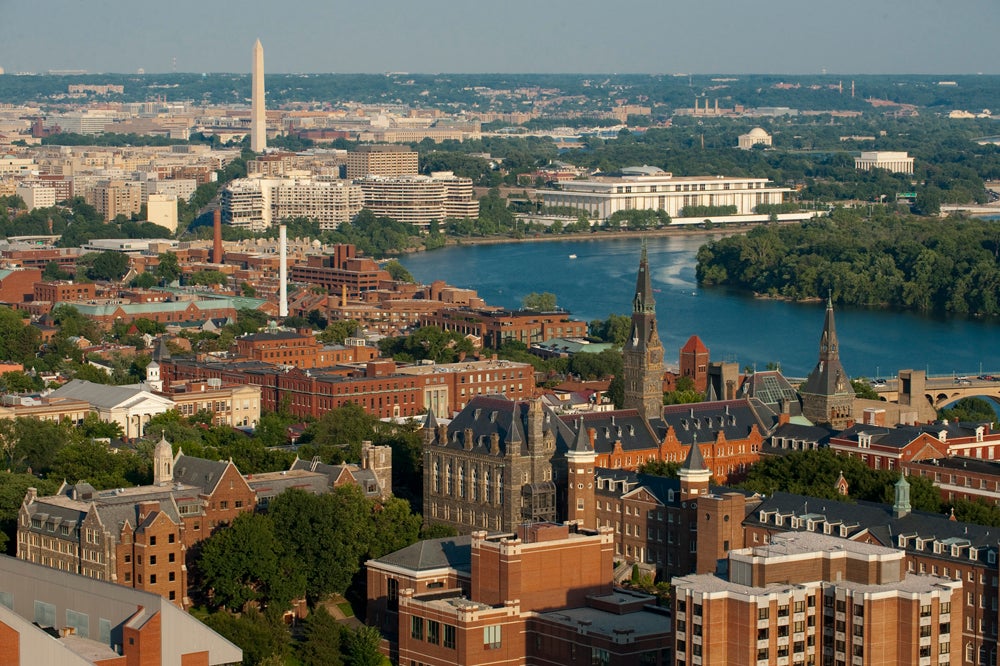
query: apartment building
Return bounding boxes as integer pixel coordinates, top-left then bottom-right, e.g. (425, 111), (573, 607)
(345, 144), (419, 179)
(221, 177), (363, 231)
(673, 531), (963, 665)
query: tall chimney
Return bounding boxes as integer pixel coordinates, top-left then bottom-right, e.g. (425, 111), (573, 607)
(213, 209), (223, 264)
(279, 224), (288, 317)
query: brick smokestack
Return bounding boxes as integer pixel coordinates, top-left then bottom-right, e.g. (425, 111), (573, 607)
(213, 209), (223, 264)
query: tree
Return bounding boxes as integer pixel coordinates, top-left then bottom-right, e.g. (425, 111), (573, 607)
(344, 625), (390, 666)
(203, 608), (291, 666)
(86, 251), (130, 282)
(132, 272), (157, 289)
(319, 319), (359, 345)
(156, 252), (181, 284)
(297, 607), (345, 666)
(188, 270), (229, 287)
(268, 487), (372, 600)
(522, 291), (557, 311)
(939, 397), (997, 427)
(384, 260), (415, 283)
(196, 512), (304, 612)
(298, 402), (378, 463)
(589, 314), (631, 346)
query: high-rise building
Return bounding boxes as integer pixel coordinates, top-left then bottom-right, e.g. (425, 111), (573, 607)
(251, 39), (266, 153)
(673, 531), (963, 666)
(345, 145), (419, 179)
(622, 242), (665, 422)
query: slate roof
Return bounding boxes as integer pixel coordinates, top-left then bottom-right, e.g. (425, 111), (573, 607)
(373, 535), (474, 573)
(661, 398), (777, 445)
(746, 491), (1000, 559)
(48, 379), (171, 411)
(172, 453), (232, 495)
(557, 409), (659, 454)
(834, 423), (938, 450)
(440, 396), (534, 456)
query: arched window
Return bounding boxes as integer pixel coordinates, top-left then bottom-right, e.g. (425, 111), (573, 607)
(458, 465), (465, 498)
(484, 470), (491, 504)
(446, 463), (453, 495)
(471, 467), (479, 502)
(432, 461), (440, 493)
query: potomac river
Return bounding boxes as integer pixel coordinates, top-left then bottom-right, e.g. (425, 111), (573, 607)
(399, 235), (1000, 380)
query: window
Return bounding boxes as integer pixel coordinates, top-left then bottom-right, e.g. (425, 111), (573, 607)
(444, 624), (456, 649)
(484, 624), (501, 649)
(33, 600), (56, 628)
(592, 648), (610, 665)
(149, 536), (157, 546)
(168, 533), (175, 543)
(149, 555), (156, 566)
(758, 607), (769, 620)
(427, 620), (440, 645)
(66, 609), (89, 637)
(411, 616), (423, 640)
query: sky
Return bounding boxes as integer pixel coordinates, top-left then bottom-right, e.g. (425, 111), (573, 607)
(2, 0), (998, 75)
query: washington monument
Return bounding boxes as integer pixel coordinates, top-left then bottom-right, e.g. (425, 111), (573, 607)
(251, 39), (266, 153)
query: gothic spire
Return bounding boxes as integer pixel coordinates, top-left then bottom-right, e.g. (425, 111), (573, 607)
(819, 291), (838, 362)
(633, 239), (656, 314)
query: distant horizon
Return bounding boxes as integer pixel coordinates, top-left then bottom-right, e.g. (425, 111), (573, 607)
(7, 71), (998, 78)
(2, 0), (996, 77)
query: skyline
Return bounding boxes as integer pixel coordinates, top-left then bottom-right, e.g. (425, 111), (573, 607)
(2, 0), (998, 76)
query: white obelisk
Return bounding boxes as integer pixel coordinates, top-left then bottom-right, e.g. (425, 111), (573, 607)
(251, 39), (266, 153)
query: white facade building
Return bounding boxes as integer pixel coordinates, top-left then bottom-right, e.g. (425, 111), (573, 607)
(15, 184), (57, 211)
(537, 168), (789, 221)
(221, 177), (363, 231)
(854, 151), (914, 174)
(737, 127), (772, 150)
(147, 193), (178, 233)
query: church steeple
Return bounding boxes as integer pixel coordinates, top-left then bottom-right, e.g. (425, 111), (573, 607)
(800, 294), (854, 429)
(622, 241), (665, 422)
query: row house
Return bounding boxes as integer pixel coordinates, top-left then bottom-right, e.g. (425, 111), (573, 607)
(904, 456), (1000, 505)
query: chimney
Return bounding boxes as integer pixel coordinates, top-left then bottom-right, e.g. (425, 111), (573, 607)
(279, 224), (288, 318)
(213, 209), (223, 264)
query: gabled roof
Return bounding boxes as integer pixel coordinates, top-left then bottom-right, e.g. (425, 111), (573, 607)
(680, 335), (708, 354)
(172, 453), (233, 495)
(48, 379), (174, 411)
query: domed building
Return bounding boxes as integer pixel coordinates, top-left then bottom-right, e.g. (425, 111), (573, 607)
(738, 127), (772, 150)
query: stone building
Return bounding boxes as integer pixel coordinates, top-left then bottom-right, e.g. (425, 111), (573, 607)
(799, 296), (855, 429)
(621, 242), (665, 424)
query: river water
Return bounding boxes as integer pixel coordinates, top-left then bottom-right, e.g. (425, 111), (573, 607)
(399, 235), (999, 380)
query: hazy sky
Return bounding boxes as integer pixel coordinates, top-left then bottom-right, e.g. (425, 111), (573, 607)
(3, 0), (997, 75)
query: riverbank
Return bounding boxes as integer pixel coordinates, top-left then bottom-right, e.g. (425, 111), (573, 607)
(428, 219), (790, 251)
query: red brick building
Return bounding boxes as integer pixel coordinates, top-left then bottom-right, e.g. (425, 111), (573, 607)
(367, 523), (671, 666)
(678, 334), (709, 393)
(33, 280), (96, 303)
(17, 438), (257, 609)
(0, 555), (241, 666)
(289, 245), (391, 296)
(0, 268), (42, 304)
(233, 329), (377, 368)
(420, 307), (588, 350)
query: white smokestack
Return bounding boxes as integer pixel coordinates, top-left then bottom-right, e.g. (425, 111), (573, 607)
(279, 225), (288, 317)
